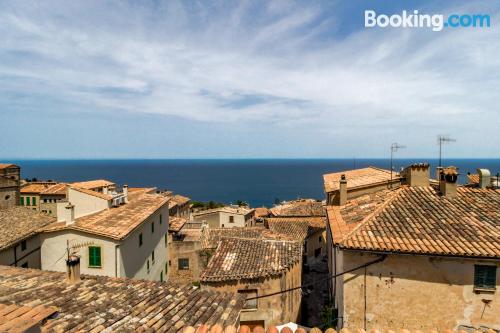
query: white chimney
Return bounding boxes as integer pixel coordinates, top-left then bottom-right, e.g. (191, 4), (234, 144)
(103, 186), (108, 195)
(477, 169), (491, 189)
(65, 203), (75, 225)
(123, 185), (129, 203)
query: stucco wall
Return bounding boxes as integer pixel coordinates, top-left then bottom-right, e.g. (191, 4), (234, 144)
(305, 229), (327, 260)
(194, 211), (248, 228)
(202, 262), (302, 328)
(67, 187), (110, 219)
(168, 237), (203, 283)
(0, 234), (42, 268)
(338, 251), (500, 331)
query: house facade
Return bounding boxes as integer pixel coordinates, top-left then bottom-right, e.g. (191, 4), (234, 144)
(326, 164), (500, 331)
(0, 163), (21, 209)
(193, 207), (255, 228)
(201, 237), (303, 329)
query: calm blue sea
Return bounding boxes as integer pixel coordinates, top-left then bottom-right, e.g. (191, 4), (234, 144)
(10, 159), (500, 207)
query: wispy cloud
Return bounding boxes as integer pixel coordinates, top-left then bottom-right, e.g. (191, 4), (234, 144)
(0, 0), (499, 158)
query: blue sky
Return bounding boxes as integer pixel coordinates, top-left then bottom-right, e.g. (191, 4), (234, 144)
(0, 0), (499, 159)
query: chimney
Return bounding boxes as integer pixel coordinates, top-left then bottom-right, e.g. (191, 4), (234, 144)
(103, 186), (108, 195)
(66, 255), (81, 284)
(401, 163), (430, 187)
(477, 169), (491, 189)
(439, 166), (458, 197)
(123, 184), (129, 203)
(57, 202), (75, 224)
(65, 203), (75, 225)
(337, 174), (347, 206)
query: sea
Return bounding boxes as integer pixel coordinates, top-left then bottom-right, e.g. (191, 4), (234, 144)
(10, 159), (500, 208)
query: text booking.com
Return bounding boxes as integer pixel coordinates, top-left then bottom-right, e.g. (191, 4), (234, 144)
(365, 10), (491, 31)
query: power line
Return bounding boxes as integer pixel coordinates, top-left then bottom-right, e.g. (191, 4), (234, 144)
(246, 255), (386, 301)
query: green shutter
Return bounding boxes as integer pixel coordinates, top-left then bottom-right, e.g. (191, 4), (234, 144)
(20, 197), (24, 205)
(89, 246), (102, 267)
(32, 197), (37, 205)
(475, 265), (496, 289)
(26, 197), (30, 206)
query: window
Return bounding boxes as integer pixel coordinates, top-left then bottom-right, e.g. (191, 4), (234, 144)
(21, 262), (28, 268)
(88, 246), (102, 267)
(139, 233), (143, 247)
(165, 263), (168, 273)
(165, 234), (168, 246)
(147, 260), (150, 273)
(229, 216), (234, 223)
(160, 271), (164, 282)
(26, 197), (30, 206)
(43, 199), (47, 203)
(319, 236), (322, 243)
(32, 197), (36, 205)
(21, 240), (27, 251)
(474, 265), (497, 290)
(238, 289), (258, 310)
(159, 214), (162, 224)
(5, 195), (10, 200)
(20, 197), (24, 205)
(178, 258), (190, 270)
(151, 222), (155, 233)
(314, 248), (321, 257)
(221, 224), (225, 228)
(152, 250), (155, 264)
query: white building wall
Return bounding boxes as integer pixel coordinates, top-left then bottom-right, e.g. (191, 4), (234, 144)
(66, 187), (110, 219)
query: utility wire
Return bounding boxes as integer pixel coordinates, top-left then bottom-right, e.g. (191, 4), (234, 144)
(246, 255), (386, 301)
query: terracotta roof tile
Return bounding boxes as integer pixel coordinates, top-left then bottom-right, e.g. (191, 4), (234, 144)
(201, 238), (302, 282)
(0, 164), (18, 170)
(267, 217), (326, 241)
(0, 265), (244, 331)
(254, 207), (270, 218)
(42, 192), (168, 240)
(323, 167), (399, 193)
(270, 200), (325, 217)
(200, 227), (285, 249)
(172, 194), (191, 206)
(0, 207), (56, 250)
(333, 186), (500, 258)
(20, 183), (55, 194)
(0, 302), (58, 333)
(71, 186), (113, 200)
(169, 217), (188, 232)
(40, 183), (67, 195)
(70, 179), (115, 189)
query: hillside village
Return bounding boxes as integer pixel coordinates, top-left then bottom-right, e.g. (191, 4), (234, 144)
(0, 162), (498, 333)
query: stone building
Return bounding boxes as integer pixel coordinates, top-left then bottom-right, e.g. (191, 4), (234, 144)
(0, 206), (55, 268)
(40, 187), (169, 281)
(193, 206), (255, 228)
(39, 182), (67, 216)
(169, 194), (191, 218)
(20, 182), (57, 211)
(0, 163), (21, 209)
(326, 164), (500, 331)
(201, 237), (303, 329)
(0, 264), (244, 332)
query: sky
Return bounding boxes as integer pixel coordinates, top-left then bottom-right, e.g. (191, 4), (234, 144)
(0, 0), (499, 159)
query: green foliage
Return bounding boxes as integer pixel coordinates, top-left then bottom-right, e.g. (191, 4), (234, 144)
(192, 200), (226, 210)
(320, 305), (337, 330)
(235, 200), (248, 207)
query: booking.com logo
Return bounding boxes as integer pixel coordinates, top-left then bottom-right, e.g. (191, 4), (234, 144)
(365, 10), (491, 31)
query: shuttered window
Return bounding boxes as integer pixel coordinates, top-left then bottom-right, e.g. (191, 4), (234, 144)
(474, 265), (496, 289)
(88, 246), (102, 267)
(20, 197), (24, 205)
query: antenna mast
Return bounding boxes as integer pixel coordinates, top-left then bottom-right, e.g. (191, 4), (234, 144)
(390, 142), (406, 188)
(437, 135), (456, 167)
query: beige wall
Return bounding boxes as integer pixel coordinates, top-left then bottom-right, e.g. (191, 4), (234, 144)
(40, 195), (63, 217)
(305, 229), (327, 261)
(202, 261), (302, 328)
(0, 234), (42, 269)
(337, 251), (500, 331)
(194, 211), (251, 228)
(64, 187), (110, 219)
(40, 206), (169, 281)
(167, 236), (203, 283)
(20, 193), (41, 211)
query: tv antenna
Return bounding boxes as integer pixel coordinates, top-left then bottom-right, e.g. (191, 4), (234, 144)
(437, 135), (456, 167)
(390, 142), (406, 188)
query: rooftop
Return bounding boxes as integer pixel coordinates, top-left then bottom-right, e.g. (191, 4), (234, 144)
(0, 163), (18, 170)
(0, 265), (244, 332)
(193, 206), (254, 217)
(270, 199), (325, 217)
(172, 194), (191, 206)
(201, 238), (302, 282)
(254, 207), (270, 218)
(20, 182), (56, 194)
(328, 186), (500, 258)
(70, 179), (115, 189)
(266, 217), (326, 241)
(71, 186), (113, 200)
(40, 183), (67, 196)
(0, 207), (56, 251)
(43, 192), (168, 240)
(0, 302), (58, 333)
(169, 216), (189, 232)
(323, 166), (399, 193)
(200, 227), (284, 249)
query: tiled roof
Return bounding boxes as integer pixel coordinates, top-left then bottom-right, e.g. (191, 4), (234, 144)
(200, 227), (285, 249)
(193, 207), (254, 217)
(70, 179), (115, 189)
(331, 186), (500, 258)
(0, 265), (244, 332)
(467, 173), (479, 184)
(40, 183), (67, 195)
(170, 217), (188, 232)
(0, 207), (56, 250)
(42, 192), (168, 240)
(0, 303), (58, 333)
(181, 325), (474, 333)
(172, 194), (191, 206)
(201, 238), (302, 282)
(270, 199), (325, 217)
(71, 186), (113, 200)
(254, 207), (270, 218)
(323, 167), (399, 193)
(20, 183), (55, 194)
(0, 163), (18, 170)
(267, 217), (326, 241)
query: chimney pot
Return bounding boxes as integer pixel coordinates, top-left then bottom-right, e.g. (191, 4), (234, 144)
(335, 174), (347, 206)
(402, 163), (430, 187)
(123, 184), (129, 203)
(66, 255), (81, 284)
(439, 166), (458, 197)
(477, 169), (491, 189)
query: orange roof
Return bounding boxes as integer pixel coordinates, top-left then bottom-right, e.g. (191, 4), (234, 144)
(0, 303), (58, 333)
(169, 217), (188, 232)
(20, 183), (54, 194)
(70, 179), (115, 189)
(266, 217), (326, 241)
(43, 192), (168, 240)
(254, 207), (270, 218)
(330, 186), (500, 258)
(323, 166), (399, 193)
(270, 199), (324, 217)
(0, 163), (18, 170)
(467, 173), (479, 184)
(40, 183), (67, 196)
(71, 187), (113, 200)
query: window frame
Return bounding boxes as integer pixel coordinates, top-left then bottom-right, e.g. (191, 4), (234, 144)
(238, 289), (258, 310)
(21, 240), (27, 251)
(139, 233), (143, 247)
(88, 246), (102, 268)
(151, 221), (155, 233)
(178, 258), (190, 270)
(474, 265), (497, 290)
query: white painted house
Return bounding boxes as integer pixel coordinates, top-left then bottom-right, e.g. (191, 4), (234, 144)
(192, 206), (255, 228)
(40, 186), (169, 282)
